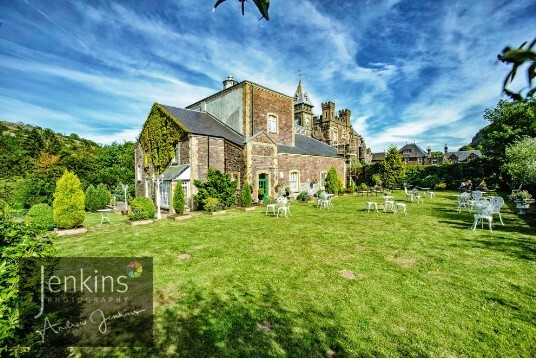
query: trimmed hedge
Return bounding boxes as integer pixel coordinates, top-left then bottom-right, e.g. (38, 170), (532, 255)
(172, 182), (186, 215)
(241, 182), (253, 207)
(26, 203), (54, 231)
(128, 197), (156, 220)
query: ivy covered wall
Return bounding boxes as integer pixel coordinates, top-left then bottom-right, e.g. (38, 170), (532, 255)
(139, 103), (188, 174)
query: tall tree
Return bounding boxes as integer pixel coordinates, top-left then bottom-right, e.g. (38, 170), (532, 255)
(379, 146), (406, 188)
(479, 99), (536, 165)
(504, 137), (536, 186)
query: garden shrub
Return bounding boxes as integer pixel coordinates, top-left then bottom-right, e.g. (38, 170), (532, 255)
(436, 182), (447, 190)
(204, 197), (221, 212)
(358, 183), (368, 191)
(421, 175), (441, 189)
(324, 167), (341, 194)
(52, 171), (85, 229)
(128, 197), (156, 220)
(172, 182), (186, 214)
(193, 168), (238, 210)
(241, 182), (253, 207)
(0, 214), (56, 357)
(26, 203), (54, 231)
(86, 184), (111, 211)
(297, 191), (311, 201)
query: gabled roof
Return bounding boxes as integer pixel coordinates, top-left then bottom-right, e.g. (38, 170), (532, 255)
(372, 152), (386, 161)
(278, 134), (340, 158)
(446, 150), (482, 161)
(161, 164), (189, 181)
(398, 143), (428, 158)
(294, 80), (313, 107)
(159, 104), (244, 147)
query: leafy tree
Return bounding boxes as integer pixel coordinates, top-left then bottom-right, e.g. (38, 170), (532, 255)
(480, 99), (536, 165)
(458, 145), (474, 151)
(504, 137), (536, 186)
(173, 182), (186, 214)
(241, 182), (253, 207)
(52, 171), (85, 229)
(84, 185), (97, 211)
(498, 38), (536, 101)
(379, 146), (406, 188)
(193, 168), (238, 209)
(324, 167), (341, 194)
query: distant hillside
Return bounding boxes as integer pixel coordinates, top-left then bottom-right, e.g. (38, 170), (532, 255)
(0, 121), (100, 178)
(0, 121), (135, 208)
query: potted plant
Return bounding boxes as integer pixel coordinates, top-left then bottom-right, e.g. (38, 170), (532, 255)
(509, 190), (534, 215)
(241, 182), (256, 211)
(258, 187), (265, 201)
(310, 178), (317, 189)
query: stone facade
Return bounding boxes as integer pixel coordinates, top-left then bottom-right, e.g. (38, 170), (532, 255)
(135, 77), (356, 211)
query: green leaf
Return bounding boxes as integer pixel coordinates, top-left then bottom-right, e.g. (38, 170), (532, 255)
(503, 88), (523, 101)
(528, 62), (536, 87)
(212, 0), (226, 12)
(501, 49), (536, 64)
(252, 0), (270, 20)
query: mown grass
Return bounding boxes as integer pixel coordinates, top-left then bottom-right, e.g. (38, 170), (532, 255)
(55, 191), (536, 357)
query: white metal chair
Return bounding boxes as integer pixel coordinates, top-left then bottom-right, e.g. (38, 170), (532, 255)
(472, 201), (494, 232)
(277, 198), (291, 218)
(394, 203), (407, 215)
(382, 196), (395, 212)
(266, 196), (286, 216)
(471, 191), (483, 201)
(457, 192), (471, 212)
(489, 196), (505, 225)
(412, 188), (423, 203)
(366, 202), (378, 213)
(404, 187), (413, 202)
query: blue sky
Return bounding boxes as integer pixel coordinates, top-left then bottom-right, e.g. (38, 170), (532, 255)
(0, 0), (534, 152)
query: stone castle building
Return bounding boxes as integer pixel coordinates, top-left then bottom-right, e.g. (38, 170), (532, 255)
(135, 76), (369, 211)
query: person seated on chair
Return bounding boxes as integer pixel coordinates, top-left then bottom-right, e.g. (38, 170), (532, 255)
(476, 180), (488, 191)
(460, 180), (472, 192)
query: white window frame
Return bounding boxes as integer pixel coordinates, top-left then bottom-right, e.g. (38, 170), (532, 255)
(289, 171), (299, 192)
(268, 114), (278, 134)
(160, 181), (170, 208)
(320, 172), (327, 187)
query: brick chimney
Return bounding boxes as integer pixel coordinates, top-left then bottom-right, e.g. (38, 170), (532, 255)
(444, 144), (448, 155)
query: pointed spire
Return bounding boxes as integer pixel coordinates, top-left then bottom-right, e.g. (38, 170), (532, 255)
(294, 74), (313, 107)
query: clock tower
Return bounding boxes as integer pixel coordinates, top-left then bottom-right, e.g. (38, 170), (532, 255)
(293, 79), (314, 136)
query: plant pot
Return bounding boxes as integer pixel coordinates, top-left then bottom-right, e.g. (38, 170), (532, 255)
(121, 210), (128, 215)
(515, 199), (533, 215)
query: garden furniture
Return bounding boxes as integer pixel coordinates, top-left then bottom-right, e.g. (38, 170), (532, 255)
(472, 201), (494, 232)
(394, 202), (407, 215)
(412, 189), (423, 203)
(266, 196), (287, 216)
(366, 202), (378, 213)
(383, 199), (395, 213)
(427, 191), (435, 198)
(489, 196), (505, 225)
(97, 208), (113, 225)
(457, 192), (471, 212)
(404, 187), (413, 202)
(277, 199), (291, 218)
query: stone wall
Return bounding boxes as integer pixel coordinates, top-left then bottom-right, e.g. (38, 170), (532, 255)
(243, 83), (294, 146)
(277, 154), (346, 191)
(192, 135), (225, 181)
(224, 141), (244, 180)
(179, 139), (190, 165)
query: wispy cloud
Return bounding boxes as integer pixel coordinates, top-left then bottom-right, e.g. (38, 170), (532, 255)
(0, 0), (534, 153)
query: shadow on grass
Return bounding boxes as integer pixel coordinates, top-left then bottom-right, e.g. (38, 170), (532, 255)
(73, 285), (357, 357)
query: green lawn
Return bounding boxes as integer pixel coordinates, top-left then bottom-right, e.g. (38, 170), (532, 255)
(55, 191), (536, 357)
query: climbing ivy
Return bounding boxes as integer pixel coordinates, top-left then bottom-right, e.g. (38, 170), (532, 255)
(139, 104), (188, 174)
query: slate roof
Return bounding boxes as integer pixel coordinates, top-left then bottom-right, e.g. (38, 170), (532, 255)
(160, 104), (245, 147)
(399, 143), (428, 158)
(446, 150), (482, 161)
(278, 134), (340, 158)
(161, 164), (189, 181)
(371, 152), (386, 161)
